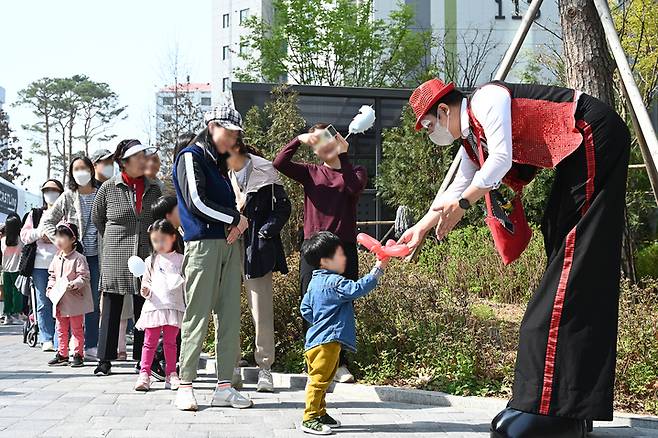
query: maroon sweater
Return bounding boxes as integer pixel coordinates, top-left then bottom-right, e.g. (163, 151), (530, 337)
(273, 138), (367, 243)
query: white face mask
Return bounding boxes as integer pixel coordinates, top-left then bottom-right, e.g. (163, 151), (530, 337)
(428, 109), (457, 146)
(43, 191), (60, 206)
(73, 170), (92, 186)
(100, 165), (114, 179)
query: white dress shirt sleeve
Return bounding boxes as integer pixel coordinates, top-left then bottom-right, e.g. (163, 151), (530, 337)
(469, 84), (513, 189)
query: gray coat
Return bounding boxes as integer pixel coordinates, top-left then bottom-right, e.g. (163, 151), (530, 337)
(92, 175), (162, 295)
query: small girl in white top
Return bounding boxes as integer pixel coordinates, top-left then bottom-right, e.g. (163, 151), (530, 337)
(134, 219), (185, 392)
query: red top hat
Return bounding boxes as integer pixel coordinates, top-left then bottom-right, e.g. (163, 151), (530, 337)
(409, 78), (455, 131)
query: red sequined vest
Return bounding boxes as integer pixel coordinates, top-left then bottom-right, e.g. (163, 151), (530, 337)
(463, 81), (583, 191)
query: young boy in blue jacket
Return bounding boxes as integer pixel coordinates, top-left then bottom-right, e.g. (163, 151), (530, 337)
(300, 231), (389, 435)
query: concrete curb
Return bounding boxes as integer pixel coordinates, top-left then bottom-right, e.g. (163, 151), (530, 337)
(200, 357), (658, 430)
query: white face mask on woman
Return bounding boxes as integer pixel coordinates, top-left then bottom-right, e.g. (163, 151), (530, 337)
(428, 108), (457, 146)
(43, 191), (60, 206)
(73, 170), (92, 186)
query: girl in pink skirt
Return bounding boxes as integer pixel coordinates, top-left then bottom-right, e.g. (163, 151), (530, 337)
(134, 219), (185, 391)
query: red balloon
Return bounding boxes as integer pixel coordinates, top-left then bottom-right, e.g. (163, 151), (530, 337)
(357, 233), (411, 259)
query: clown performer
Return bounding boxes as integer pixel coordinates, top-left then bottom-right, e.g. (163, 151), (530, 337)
(399, 78), (630, 438)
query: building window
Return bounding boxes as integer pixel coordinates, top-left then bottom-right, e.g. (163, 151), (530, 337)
(239, 43), (248, 56)
(222, 13), (230, 28)
(222, 45), (229, 60)
(201, 97), (211, 106)
(222, 78), (230, 92)
(162, 96), (174, 105)
(239, 8), (249, 25)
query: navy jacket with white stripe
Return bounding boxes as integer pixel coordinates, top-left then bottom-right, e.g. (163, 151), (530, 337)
(173, 136), (240, 242)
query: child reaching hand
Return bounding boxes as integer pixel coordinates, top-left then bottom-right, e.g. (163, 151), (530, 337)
(300, 231), (389, 435)
(47, 223), (92, 367)
(134, 219), (185, 392)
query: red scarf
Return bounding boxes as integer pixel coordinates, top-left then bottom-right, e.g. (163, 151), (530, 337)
(122, 172), (145, 214)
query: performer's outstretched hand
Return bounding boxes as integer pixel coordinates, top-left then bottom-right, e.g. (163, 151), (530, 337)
(398, 224), (426, 249)
(433, 199), (465, 240)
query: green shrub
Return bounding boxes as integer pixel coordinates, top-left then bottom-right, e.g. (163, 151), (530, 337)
(636, 242), (658, 279)
(417, 225), (546, 304)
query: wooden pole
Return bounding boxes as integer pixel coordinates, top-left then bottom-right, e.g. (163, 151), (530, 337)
(406, 0), (544, 261)
(593, 0), (658, 205)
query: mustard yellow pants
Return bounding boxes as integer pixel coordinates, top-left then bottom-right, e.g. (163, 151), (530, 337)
(304, 342), (341, 421)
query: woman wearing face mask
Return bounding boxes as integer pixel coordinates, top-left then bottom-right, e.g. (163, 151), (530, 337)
(399, 78), (631, 438)
(41, 156), (102, 359)
(92, 139), (162, 376)
(20, 179), (64, 352)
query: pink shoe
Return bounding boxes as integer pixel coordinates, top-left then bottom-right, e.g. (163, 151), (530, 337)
(134, 372), (150, 391)
(117, 351), (127, 361)
(165, 372), (181, 390)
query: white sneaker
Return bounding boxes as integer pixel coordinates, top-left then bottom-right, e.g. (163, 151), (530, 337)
(211, 386), (253, 409)
(256, 368), (274, 393)
(333, 366), (355, 383)
(175, 385), (198, 411)
(231, 368), (243, 390)
(42, 341), (55, 352)
(165, 372), (181, 390)
(84, 347), (97, 360)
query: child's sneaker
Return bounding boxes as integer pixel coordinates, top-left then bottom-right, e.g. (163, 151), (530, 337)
(165, 372), (181, 390)
(175, 385), (198, 411)
(48, 353), (69, 366)
(333, 365), (355, 383)
(301, 419), (332, 435)
(211, 385), (253, 409)
(134, 372), (150, 391)
(318, 413), (341, 428)
(70, 354), (84, 368)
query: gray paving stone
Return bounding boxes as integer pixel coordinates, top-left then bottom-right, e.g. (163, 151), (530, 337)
(0, 325), (656, 437)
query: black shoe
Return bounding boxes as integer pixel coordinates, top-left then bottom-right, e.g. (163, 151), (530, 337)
(490, 408), (586, 438)
(150, 359), (165, 381)
(71, 354), (84, 368)
(586, 420), (593, 434)
(317, 413), (341, 428)
(134, 362), (142, 374)
(94, 361), (112, 376)
(48, 353), (69, 366)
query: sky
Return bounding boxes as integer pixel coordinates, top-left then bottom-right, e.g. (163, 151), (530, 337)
(0, 0), (212, 193)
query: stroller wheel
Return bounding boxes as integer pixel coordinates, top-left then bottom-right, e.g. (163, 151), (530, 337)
(22, 321), (29, 344)
(27, 328), (38, 348)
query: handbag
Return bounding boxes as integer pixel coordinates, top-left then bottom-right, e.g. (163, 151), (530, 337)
(15, 275), (32, 297)
(18, 208), (44, 276)
(472, 121), (532, 265)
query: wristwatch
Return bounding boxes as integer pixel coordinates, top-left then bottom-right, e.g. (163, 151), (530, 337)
(458, 198), (471, 210)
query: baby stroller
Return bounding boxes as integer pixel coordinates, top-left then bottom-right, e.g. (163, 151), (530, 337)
(17, 275), (38, 347)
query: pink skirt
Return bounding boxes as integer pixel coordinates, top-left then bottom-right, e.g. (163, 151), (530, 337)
(135, 309), (184, 330)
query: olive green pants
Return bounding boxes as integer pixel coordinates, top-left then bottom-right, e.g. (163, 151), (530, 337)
(179, 239), (242, 383)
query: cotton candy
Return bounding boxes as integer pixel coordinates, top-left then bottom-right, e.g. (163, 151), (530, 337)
(348, 105), (376, 135)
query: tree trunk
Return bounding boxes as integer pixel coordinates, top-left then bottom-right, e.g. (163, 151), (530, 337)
(45, 114), (51, 179)
(559, 0), (615, 105)
(559, 0), (636, 279)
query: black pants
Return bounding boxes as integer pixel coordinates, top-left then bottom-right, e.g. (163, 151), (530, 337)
(509, 95), (630, 421)
(97, 293), (145, 363)
(300, 240), (359, 367)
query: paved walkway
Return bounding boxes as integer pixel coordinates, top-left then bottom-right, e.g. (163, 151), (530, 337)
(0, 326), (657, 438)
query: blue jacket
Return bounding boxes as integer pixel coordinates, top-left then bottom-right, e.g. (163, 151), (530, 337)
(301, 267), (383, 353)
(173, 131), (240, 241)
